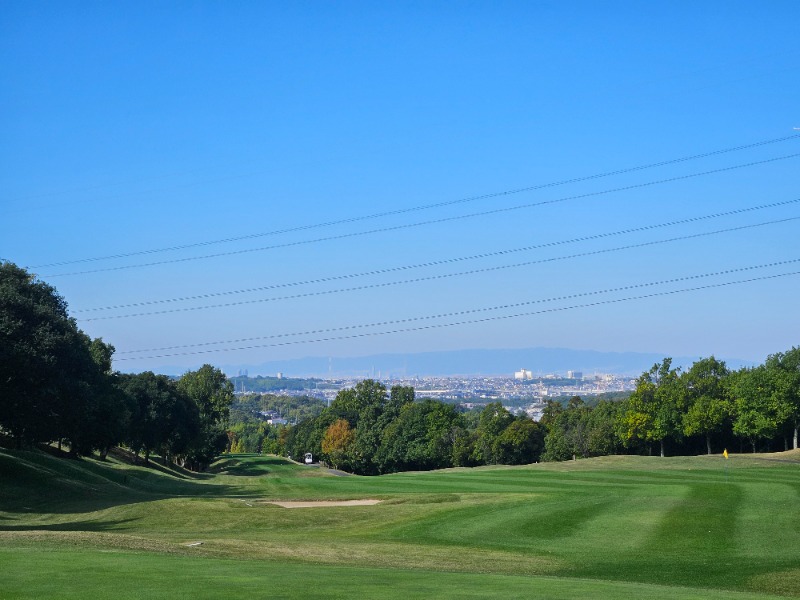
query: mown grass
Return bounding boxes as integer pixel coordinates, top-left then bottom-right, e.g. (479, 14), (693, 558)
(2, 449), (799, 598)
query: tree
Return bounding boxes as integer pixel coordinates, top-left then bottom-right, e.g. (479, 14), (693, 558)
(375, 400), (460, 473)
(328, 380), (390, 474)
(682, 356), (730, 455)
(586, 400), (624, 456)
(493, 418), (545, 465)
(321, 419), (355, 470)
(71, 337), (132, 459)
(119, 372), (199, 465)
(765, 347), (800, 449)
(177, 365), (235, 470)
(473, 402), (514, 464)
(729, 366), (789, 453)
(543, 397), (590, 461)
(619, 359), (683, 457)
(0, 262), (112, 451)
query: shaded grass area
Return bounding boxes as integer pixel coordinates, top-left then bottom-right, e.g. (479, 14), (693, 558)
(2, 449), (800, 598)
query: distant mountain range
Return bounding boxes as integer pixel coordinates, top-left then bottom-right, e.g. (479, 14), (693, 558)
(155, 347), (752, 378)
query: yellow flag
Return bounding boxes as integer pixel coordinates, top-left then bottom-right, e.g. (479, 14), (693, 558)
(723, 449), (729, 459)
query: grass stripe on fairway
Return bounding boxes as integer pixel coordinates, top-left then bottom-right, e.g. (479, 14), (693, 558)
(0, 548), (790, 600)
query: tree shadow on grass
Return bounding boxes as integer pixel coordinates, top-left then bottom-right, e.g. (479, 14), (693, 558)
(208, 455), (298, 477)
(0, 448), (260, 516)
(0, 517), (140, 533)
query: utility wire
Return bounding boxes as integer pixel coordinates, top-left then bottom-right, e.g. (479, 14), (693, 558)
(84, 216), (799, 322)
(114, 264), (800, 361)
(30, 133), (800, 270)
(72, 198), (800, 314)
(43, 152), (800, 278)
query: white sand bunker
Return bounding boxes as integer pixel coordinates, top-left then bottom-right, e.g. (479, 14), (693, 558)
(269, 499), (381, 509)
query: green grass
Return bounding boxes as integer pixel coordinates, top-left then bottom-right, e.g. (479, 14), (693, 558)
(2, 449), (800, 598)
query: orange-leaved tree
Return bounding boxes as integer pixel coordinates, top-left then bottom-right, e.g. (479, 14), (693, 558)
(321, 418), (355, 471)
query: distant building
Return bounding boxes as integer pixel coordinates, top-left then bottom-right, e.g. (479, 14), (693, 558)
(567, 371), (583, 380)
(514, 369), (533, 380)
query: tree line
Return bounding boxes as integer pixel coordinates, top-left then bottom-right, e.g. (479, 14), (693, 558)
(283, 380), (546, 474)
(543, 353), (799, 460)
(280, 350), (799, 473)
(0, 261), (233, 470)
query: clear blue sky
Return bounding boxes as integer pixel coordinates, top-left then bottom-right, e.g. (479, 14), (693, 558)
(2, 1), (798, 374)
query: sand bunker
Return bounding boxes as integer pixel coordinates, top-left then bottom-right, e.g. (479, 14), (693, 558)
(269, 499), (381, 509)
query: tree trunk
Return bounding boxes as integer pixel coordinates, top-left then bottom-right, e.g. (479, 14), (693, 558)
(706, 434), (712, 456)
(660, 439), (665, 458)
(99, 447), (108, 461)
(751, 439), (756, 453)
(794, 424), (798, 450)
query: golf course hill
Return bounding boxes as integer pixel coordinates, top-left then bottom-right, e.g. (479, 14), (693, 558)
(2, 447), (800, 599)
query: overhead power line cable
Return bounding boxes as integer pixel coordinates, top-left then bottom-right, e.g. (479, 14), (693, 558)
(43, 152), (800, 278)
(114, 260), (800, 360)
(30, 133), (800, 269)
(83, 216), (800, 322)
(72, 197), (800, 314)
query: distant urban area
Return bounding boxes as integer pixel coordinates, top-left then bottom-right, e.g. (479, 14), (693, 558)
(228, 369), (637, 422)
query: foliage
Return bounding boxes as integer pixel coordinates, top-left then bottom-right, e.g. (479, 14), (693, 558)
(321, 418), (355, 470)
(765, 347), (800, 449)
(176, 365), (235, 470)
(682, 356), (731, 455)
(729, 366), (789, 452)
(117, 372), (199, 464)
(619, 359), (683, 457)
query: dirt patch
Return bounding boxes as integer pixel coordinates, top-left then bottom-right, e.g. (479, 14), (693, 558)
(268, 499), (381, 509)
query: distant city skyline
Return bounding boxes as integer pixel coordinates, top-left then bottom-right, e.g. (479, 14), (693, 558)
(153, 345), (757, 380)
(2, 2), (798, 372)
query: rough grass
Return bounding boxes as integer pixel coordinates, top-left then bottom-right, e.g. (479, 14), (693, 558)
(2, 449), (799, 598)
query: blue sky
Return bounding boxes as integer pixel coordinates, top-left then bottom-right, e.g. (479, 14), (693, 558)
(2, 1), (798, 374)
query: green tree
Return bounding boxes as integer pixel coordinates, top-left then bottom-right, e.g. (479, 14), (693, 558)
(765, 347), (800, 449)
(119, 372), (199, 465)
(619, 359), (683, 457)
(74, 338), (133, 459)
(177, 364), (235, 470)
(543, 397), (593, 461)
(586, 399), (624, 456)
(493, 418), (545, 465)
(375, 400), (460, 473)
(473, 402), (514, 464)
(729, 366), (789, 453)
(0, 262), (91, 447)
(682, 356), (731, 455)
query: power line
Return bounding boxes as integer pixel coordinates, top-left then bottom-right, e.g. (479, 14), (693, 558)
(82, 216), (799, 322)
(43, 152), (800, 278)
(29, 133), (800, 269)
(114, 262), (800, 361)
(72, 198), (800, 314)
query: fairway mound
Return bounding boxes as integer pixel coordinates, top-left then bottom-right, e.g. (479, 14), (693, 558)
(268, 499), (381, 508)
